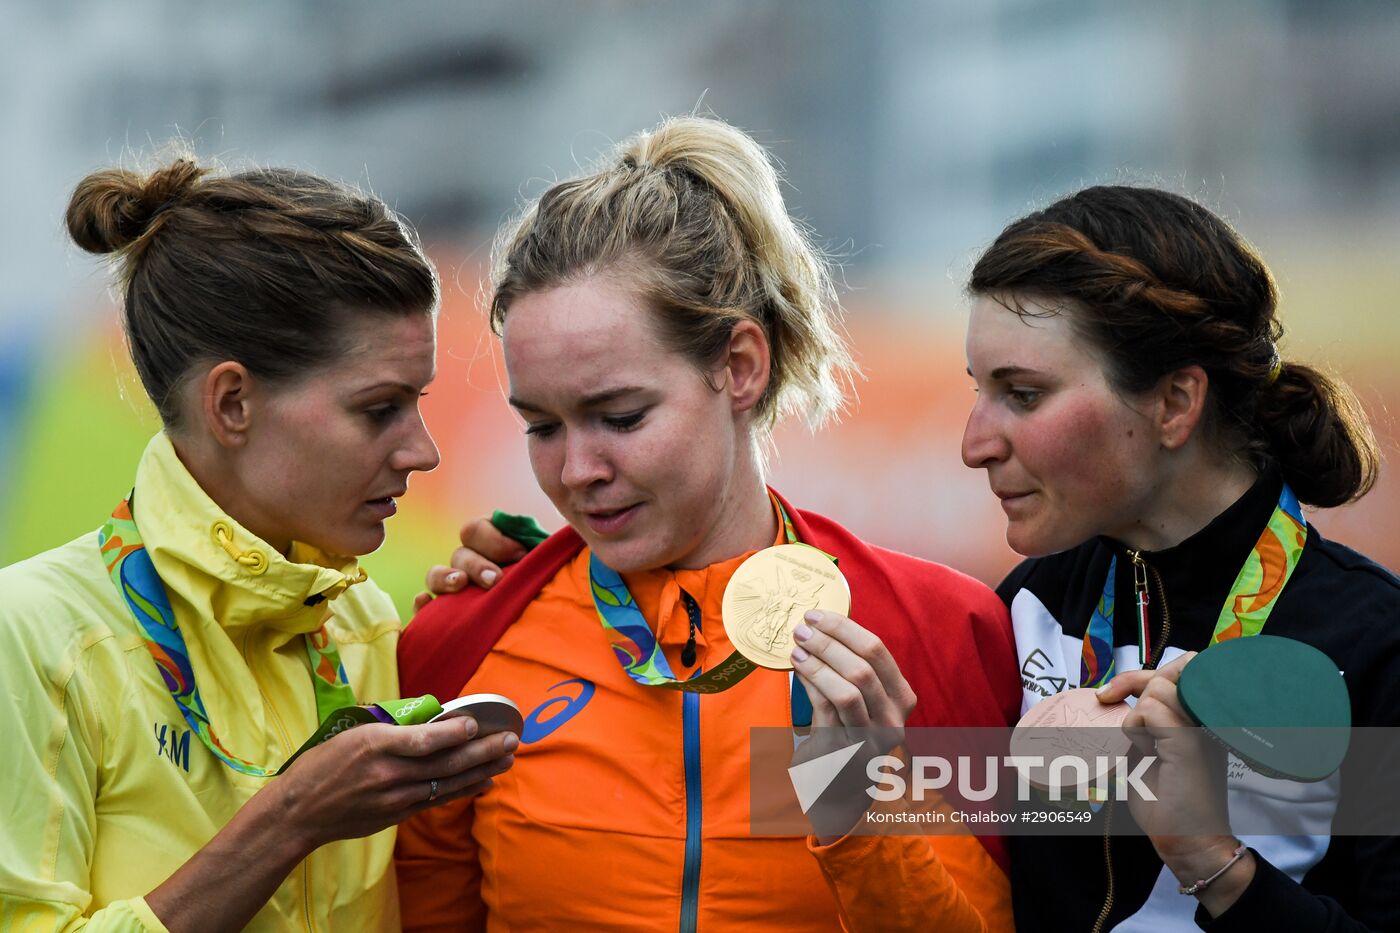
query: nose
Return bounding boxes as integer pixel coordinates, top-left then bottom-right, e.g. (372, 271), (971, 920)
(396, 413), (441, 474)
(560, 428), (612, 490)
(960, 397), (1009, 469)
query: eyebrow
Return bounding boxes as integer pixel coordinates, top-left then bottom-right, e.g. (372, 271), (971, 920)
(966, 366), (1043, 381)
(509, 385), (646, 413)
(350, 378), (434, 398)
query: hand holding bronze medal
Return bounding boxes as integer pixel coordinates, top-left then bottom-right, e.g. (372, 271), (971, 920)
(1012, 633), (1350, 814)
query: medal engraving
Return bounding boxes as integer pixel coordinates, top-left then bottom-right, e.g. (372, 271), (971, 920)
(723, 544), (851, 670)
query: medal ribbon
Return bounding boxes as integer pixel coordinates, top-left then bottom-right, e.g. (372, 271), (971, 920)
(1079, 483), (1307, 689)
(588, 496), (817, 695)
(100, 498), (433, 776)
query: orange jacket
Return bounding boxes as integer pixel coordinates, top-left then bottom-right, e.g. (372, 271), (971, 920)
(398, 499), (1019, 932)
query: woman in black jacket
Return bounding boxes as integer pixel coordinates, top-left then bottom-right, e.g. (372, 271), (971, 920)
(963, 185), (1399, 932)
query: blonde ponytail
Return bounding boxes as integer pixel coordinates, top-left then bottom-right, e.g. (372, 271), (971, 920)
(490, 115), (854, 430)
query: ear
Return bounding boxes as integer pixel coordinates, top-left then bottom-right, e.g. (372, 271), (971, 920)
(198, 361), (256, 449)
(724, 319), (771, 414)
(1157, 364), (1210, 450)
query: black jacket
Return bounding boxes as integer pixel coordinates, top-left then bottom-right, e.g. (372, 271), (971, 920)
(1001, 469), (1400, 932)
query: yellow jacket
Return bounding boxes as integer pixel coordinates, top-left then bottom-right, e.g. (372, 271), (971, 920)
(0, 434), (403, 931)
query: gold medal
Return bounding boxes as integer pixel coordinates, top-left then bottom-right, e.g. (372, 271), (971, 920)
(722, 543), (851, 670)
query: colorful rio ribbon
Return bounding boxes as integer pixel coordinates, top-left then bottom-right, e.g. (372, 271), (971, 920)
(99, 498), (438, 777)
(1080, 565), (1117, 689)
(1079, 483), (1307, 689)
(587, 496), (816, 696)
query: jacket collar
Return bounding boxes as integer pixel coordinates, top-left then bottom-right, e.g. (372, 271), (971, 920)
(1101, 464), (1286, 637)
(130, 432), (367, 634)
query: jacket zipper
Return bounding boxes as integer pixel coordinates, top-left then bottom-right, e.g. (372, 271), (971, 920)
(1145, 564), (1172, 669)
(1090, 555), (1173, 931)
(680, 592), (703, 933)
(1090, 800), (1116, 933)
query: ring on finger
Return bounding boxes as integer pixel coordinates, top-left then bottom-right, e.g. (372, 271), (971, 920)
(427, 778), (440, 802)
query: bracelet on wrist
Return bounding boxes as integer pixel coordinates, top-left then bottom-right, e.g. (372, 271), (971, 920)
(1178, 844), (1249, 896)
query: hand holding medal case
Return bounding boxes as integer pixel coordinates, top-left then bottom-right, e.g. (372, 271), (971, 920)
(278, 694), (525, 773)
(428, 694), (525, 737)
(1177, 634), (1350, 781)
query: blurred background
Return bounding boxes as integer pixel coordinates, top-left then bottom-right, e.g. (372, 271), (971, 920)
(4, 0), (1399, 616)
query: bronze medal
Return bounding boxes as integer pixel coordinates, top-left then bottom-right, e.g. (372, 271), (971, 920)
(722, 543), (851, 670)
(1009, 688), (1133, 799)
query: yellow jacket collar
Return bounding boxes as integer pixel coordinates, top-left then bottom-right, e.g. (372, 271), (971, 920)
(130, 433), (367, 633)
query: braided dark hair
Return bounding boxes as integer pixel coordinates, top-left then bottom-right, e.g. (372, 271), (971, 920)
(67, 156), (438, 427)
(969, 186), (1378, 508)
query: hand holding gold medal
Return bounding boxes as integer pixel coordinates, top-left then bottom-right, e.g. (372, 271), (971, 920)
(725, 545), (919, 844)
(721, 542), (913, 736)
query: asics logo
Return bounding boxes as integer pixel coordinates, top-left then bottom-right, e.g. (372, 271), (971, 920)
(522, 678), (596, 744)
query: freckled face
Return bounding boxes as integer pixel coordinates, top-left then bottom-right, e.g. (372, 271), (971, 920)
(503, 276), (747, 572)
(960, 295), (1163, 557)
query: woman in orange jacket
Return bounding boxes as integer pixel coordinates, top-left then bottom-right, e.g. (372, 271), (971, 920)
(396, 116), (1020, 932)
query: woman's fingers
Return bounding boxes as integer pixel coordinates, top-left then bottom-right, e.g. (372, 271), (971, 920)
(817, 611), (915, 714)
(403, 777), (497, 817)
(423, 551), (497, 596)
(277, 718), (522, 847)
(1096, 669), (1153, 703)
(791, 611), (914, 726)
(795, 669), (838, 723)
(399, 730), (520, 784)
(420, 518), (530, 598)
(370, 717), (479, 756)
(792, 645), (873, 728)
(305, 723), (518, 817)
(1096, 651), (1197, 703)
(423, 564), (470, 597)
(391, 743), (517, 811)
(457, 519), (526, 566)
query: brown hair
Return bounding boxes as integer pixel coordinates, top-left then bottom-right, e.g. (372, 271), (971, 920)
(489, 115), (854, 430)
(969, 185), (1378, 508)
(67, 156), (438, 427)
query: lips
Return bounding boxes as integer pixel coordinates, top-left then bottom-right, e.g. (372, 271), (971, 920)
(579, 502), (641, 536)
(364, 488), (406, 519)
(364, 497), (398, 519)
(993, 489), (1038, 517)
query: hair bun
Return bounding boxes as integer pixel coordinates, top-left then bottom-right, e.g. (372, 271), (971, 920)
(66, 158), (205, 254)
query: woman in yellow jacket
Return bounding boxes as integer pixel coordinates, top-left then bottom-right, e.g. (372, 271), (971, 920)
(0, 159), (516, 931)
